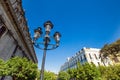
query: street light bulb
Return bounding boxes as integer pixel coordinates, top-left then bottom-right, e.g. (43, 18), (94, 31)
(46, 25), (51, 32)
(34, 32), (40, 39)
(54, 32), (61, 43)
(44, 21), (53, 33)
(34, 27), (43, 40)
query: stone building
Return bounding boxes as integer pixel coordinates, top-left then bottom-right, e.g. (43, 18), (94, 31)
(60, 47), (112, 71)
(0, 0), (37, 62)
(0, 0), (38, 79)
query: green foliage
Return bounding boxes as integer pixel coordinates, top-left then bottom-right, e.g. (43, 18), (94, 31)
(53, 62), (120, 80)
(58, 63), (120, 80)
(0, 57), (38, 80)
(74, 62), (86, 80)
(0, 59), (9, 76)
(36, 69), (40, 79)
(98, 66), (107, 79)
(99, 65), (120, 80)
(58, 71), (70, 80)
(44, 71), (57, 80)
(67, 68), (77, 79)
(0, 57), (58, 80)
(67, 63), (101, 80)
(83, 63), (101, 80)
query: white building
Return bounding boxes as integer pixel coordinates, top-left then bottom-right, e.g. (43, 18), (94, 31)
(60, 47), (112, 71)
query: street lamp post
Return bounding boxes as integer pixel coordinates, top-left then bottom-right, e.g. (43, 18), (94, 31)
(32, 21), (61, 80)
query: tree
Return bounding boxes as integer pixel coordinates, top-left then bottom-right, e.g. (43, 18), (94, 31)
(0, 59), (5, 76)
(99, 65), (120, 80)
(0, 59), (9, 80)
(6, 57), (38, 80)
(82, 63), (101, 80)
(44, 71), (57, 80)
(58, 71), (70, 80)
(67, 63), (101, 80)
(67, 68), (77, 80)
(75, 62), (86, 80)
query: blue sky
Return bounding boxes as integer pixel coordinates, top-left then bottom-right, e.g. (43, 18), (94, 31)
(22, 0), (120, 73)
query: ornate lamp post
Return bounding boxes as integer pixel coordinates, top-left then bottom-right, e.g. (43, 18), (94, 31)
(32, 21), (61, 80)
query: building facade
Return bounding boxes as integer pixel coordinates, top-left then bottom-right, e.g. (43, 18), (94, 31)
(0, 0), (38, 79)
(60, 47), (112, 71)
(0, 0), (37, 62)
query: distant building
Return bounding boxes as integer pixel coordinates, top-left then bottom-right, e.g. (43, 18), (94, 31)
(60, 47), (112, 71)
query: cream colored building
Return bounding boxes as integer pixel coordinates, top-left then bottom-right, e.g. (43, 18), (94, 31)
(60, 47), (112, 71)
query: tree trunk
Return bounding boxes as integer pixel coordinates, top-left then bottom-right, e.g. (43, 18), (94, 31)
(12, 76), (16, 80)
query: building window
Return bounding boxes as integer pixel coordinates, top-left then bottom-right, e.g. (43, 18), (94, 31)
(81, 56), (83, 61)
(79, 56), (81, 61)
(78, 57), (80, 62)
(0, 16), (6, 38)
(0, 26), (6, 37)
(94, 54), (98, 60)
(98, 62), (100, 66)
(103, 62), (106, 66)
(89, 54), (92, 59)
(84, 54), (87, 60)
